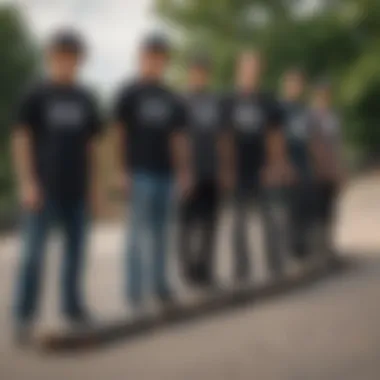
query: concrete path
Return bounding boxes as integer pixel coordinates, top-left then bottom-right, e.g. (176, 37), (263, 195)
(0, 174), (379, 380)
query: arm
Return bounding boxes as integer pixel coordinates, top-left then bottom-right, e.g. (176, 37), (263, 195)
(263, 100), (294, 186)
(217, 130), (236, 192)
(113, 122), (131, 196)
(12, 88), (43, 211)
(12, 127), (37, 188)
(12, 126), (43, 211)
(265, 128), (288, 167)
(309, 113), (335, 182)
(111, 87), (132, 197)
(170, 130), (192, 197)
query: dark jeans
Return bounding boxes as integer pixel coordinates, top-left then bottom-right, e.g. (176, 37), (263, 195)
(178, 178), (219, 283)
(287, 180), (315, 259)
(233, 182), (288, 279)
(14, 199), (87, 324)
(126, 172), (173, 305)
(314, 180), (338, 254)
(314, 181), (338, 225)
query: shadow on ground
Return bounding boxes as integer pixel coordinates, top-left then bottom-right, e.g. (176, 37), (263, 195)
(39, 256), (352, 354)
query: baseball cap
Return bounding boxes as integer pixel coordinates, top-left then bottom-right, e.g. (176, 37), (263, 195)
(48, 29), (86, 56)
(141, 33), (171, 54)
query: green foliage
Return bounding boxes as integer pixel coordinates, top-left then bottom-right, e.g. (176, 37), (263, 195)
(0, 6), (37, 208)
(156, 0), (380, 153)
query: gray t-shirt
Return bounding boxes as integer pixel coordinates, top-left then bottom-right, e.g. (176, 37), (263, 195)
(185, 90), (224, 180)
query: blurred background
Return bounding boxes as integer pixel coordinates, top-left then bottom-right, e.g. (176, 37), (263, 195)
(1, 1), (380, 379)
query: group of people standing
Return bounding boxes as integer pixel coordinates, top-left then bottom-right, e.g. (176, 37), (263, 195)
(11, 30), (343, 343)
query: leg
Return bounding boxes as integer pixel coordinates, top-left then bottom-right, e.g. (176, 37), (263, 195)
(125, 173), (152, 306)
(14, 204), (52, 327)
(261, 187), (287, 277)
(289, 183), (309, 260)
(59, 200), (88, 319)
(233, 188), (251, 281)
(198, 180), (219, 284)
(150, 176), (173, 299)
(313, 181), (335, 257)
(178, 183), (200, 283)
(321, 182), (338, 256)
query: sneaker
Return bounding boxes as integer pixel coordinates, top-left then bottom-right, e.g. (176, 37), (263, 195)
(156, 290), (178, 314)
(64, 309), (95, 330)
(14, 323), (33, 347)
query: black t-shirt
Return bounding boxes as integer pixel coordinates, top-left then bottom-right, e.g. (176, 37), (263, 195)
(14, 81), (101, 202)
(281, 100), (312, 176)
(185, 90), (224, 181)
(224, 91), (283, 181)
(114, 80), (186, 175)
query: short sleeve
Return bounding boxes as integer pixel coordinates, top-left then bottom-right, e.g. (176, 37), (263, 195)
(265, 97), (284, 130)
(220, 94), (233, 132)
(86, 93), (103, 138)
(171, 97), (187, 132)
(112, 86), (134, 128)
(13, 87), (40, 130)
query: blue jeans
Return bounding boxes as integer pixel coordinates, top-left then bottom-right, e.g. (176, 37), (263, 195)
(126, 172), (173, 305)
(14, 199), (87, 323)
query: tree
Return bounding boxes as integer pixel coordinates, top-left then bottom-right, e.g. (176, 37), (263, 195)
(155, 0), (380, 155)
(0, 6), (37, 213)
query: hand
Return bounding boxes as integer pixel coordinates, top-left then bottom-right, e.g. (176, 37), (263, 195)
(282, 161), (298, 186)
(20, 180), (43, 212)
(114, 172), (132, 198)
(219, 169), (235, 194)
(336, 168), (348, 189)
(261, 162), (296, 188)
(90, 185), (104, 217)
(177, 171), (193, 199)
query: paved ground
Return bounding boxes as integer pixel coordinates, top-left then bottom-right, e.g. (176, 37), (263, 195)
(0, 174), (379, 380)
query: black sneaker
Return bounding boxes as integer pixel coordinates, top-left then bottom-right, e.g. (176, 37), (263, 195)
(14, 323), (33, 347)
(156, 289), (178, 313)
(64, 309), (95, 330)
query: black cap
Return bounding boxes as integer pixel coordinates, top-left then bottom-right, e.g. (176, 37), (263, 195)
(142, 33), (171, 54)
(48, 29), (86, 56)
(189, 52), (212, 71)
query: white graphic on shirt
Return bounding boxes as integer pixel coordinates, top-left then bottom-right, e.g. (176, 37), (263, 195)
(192, 101), (218, 129)
(234, 103), (262, 132)
(289, 113), (308, 140)
(47, 101), (85, 129)
(139, 98), (171, 125)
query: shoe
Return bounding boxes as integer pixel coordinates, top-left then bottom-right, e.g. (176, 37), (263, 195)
(156, 290), (178, 314)
(64, 309), (95, 330)
(235, 265), (251, 285)
(196, 273), (215, 290)
(14, 323), (33, 347)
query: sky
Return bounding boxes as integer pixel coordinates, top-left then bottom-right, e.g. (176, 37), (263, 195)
(1, 0), (160, 97)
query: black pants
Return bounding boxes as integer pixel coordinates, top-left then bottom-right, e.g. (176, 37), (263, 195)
(314, 181), (338, 224)
(178, 179), (219, 283)
(314, 180), (338, 254)
(288, 181), (315, 259)
(234, 184), (287, 279)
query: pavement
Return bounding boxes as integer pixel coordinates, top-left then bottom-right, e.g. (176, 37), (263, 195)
(0, 174), (379, 380)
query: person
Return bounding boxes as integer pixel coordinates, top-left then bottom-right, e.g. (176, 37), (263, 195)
(280, 68), (314, 261)
(224, 51), (292, 281)
(309, 79), (344, 257)
(113, 34), (191, 313)
(178, 53), (226, 287)
(12, 30), (102, 343)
